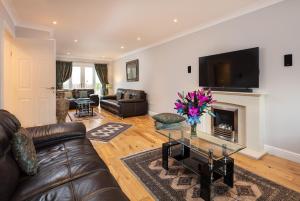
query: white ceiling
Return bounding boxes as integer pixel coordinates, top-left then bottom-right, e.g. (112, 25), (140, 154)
(7, 0), (282, 60)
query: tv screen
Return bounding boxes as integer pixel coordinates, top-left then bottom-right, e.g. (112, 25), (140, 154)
(199, 47), (259, 89)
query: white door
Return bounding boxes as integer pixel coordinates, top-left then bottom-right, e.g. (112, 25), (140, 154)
(14, 38), (56, 127)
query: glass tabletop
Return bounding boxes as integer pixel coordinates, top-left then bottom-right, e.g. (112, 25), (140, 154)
(156, 123), (246, 160)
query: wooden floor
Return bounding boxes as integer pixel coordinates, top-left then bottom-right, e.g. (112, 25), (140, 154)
(69, 108), (300, 201)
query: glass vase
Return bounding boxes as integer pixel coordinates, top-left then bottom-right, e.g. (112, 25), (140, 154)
(190, 123), (198, 137)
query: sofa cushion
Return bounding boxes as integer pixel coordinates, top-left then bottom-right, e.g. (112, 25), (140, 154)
(73, 89), (94, 99)
(79, 91), (88, 98)
(101, 99), (120, 108)
(11, 138), (110, 201)
(18, 171), (129, 201)
(116, 90), (124, 100)
(11, 128), (38, 175)
(123, 91), (132, 99)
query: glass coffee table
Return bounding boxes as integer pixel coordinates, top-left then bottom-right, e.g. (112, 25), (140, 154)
(74, 99), (95, 117)
(156, 124), (246, 201)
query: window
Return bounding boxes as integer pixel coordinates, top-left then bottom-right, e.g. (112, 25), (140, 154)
(72, 66), (81, 88)
(63, 63), (101, 94)
(85, 67), (93, 89)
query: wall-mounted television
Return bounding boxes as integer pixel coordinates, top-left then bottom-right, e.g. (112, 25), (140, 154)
(199, 47), (259, 92)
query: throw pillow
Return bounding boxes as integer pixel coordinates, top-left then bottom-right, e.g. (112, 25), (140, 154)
(155, 121), (182, 130)
(123, 92), (131, 99)
(152, 113), (186, 124)
(11, 128), (38, 175)
(116, 91), (123, 100)
(79, 91), (88, 98)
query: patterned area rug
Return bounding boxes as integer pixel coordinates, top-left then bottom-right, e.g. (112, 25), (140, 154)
(87, 122), (131, 142)
(68, 110), (102, 122)
(122, 148), (300, 201)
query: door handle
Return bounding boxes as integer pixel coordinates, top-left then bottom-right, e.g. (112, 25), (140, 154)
(46, 87), (55, 90)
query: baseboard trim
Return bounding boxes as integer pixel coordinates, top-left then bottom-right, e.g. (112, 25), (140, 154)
(240, 148), (267, 159)
(264, 145), (300, 163)
(148, 111), (158, 116)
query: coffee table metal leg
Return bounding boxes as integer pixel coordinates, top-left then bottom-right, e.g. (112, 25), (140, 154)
(224, 158), (234, 187)
(162, 142), (169, 170)
(200, 149), (214, 201)
(200, 163), (212, 201)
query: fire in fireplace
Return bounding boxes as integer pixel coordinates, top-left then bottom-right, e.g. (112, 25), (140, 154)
(211, 106), (238, 142)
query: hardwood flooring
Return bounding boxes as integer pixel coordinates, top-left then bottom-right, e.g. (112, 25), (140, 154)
(68, 108), (300, 200)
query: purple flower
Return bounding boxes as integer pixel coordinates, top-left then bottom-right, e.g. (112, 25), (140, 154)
(199, 96), (209, 104)
(188, 107), (199, 117)
(186, 91), (196, 101)
(175, 101), (184, 110)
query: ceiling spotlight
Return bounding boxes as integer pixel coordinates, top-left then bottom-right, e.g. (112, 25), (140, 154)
(52, 21), (57, 25)
(173, 18), (178, 23)
(74, 39), (78, 43)
(67, 52), (71, 55)
(120, 46), (125, 49)
(137, 37), (141, 41)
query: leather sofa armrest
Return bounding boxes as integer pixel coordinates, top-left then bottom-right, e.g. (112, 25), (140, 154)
(26, 122), (86, 148)
(101, 95), (117, 100)
(90, 94), (99, 106)
(118, 99), (145, 103)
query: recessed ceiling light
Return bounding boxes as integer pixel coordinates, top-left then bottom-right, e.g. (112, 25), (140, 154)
(74, 39), (78, 43)
(173, 18), (178, 23)
(66, 52), (71, 55)
(52, 21), (57, 25)
(120, 46), (125, 49)
(137, 37), (141, 41)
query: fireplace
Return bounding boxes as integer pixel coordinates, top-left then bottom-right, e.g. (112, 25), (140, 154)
(211, 106), (238, 142)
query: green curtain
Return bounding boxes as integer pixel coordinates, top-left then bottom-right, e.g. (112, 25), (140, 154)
(56, 61), (72, 89)
(95, 63), (109, 95)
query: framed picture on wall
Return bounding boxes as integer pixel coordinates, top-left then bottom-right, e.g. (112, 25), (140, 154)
(126, 59), (139, 82)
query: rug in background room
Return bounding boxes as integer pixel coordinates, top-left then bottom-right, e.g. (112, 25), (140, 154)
(122, 148), (300, 201)
(87, 122), (132, 142)
(68, 110), (102, 121)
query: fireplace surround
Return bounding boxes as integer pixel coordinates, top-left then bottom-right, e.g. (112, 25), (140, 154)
(199, 91), (266, 159)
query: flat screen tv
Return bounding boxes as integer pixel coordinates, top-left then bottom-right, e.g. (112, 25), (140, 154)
(199, 47), (259, 92)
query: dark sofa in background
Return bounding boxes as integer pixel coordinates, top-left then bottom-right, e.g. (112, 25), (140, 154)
(0, 110), (129, 201)
(100, 88), (148, 118)
(65, 89), (99, 109)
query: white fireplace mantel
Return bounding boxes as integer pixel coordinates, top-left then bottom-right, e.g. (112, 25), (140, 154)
(200, 91), (266, 159)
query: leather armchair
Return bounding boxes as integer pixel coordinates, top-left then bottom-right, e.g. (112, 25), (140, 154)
(100, 88), (148, 118)
(0, 110), (129, 201)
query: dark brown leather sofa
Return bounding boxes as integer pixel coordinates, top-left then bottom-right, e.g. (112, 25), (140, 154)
(0, 110), (129, 201)
(67, 89), (99, 109)
(100, 88), (148, 118)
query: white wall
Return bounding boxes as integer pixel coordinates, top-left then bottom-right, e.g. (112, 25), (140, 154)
(0, 0), (15, 108)
(113, 0), (300, 155)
